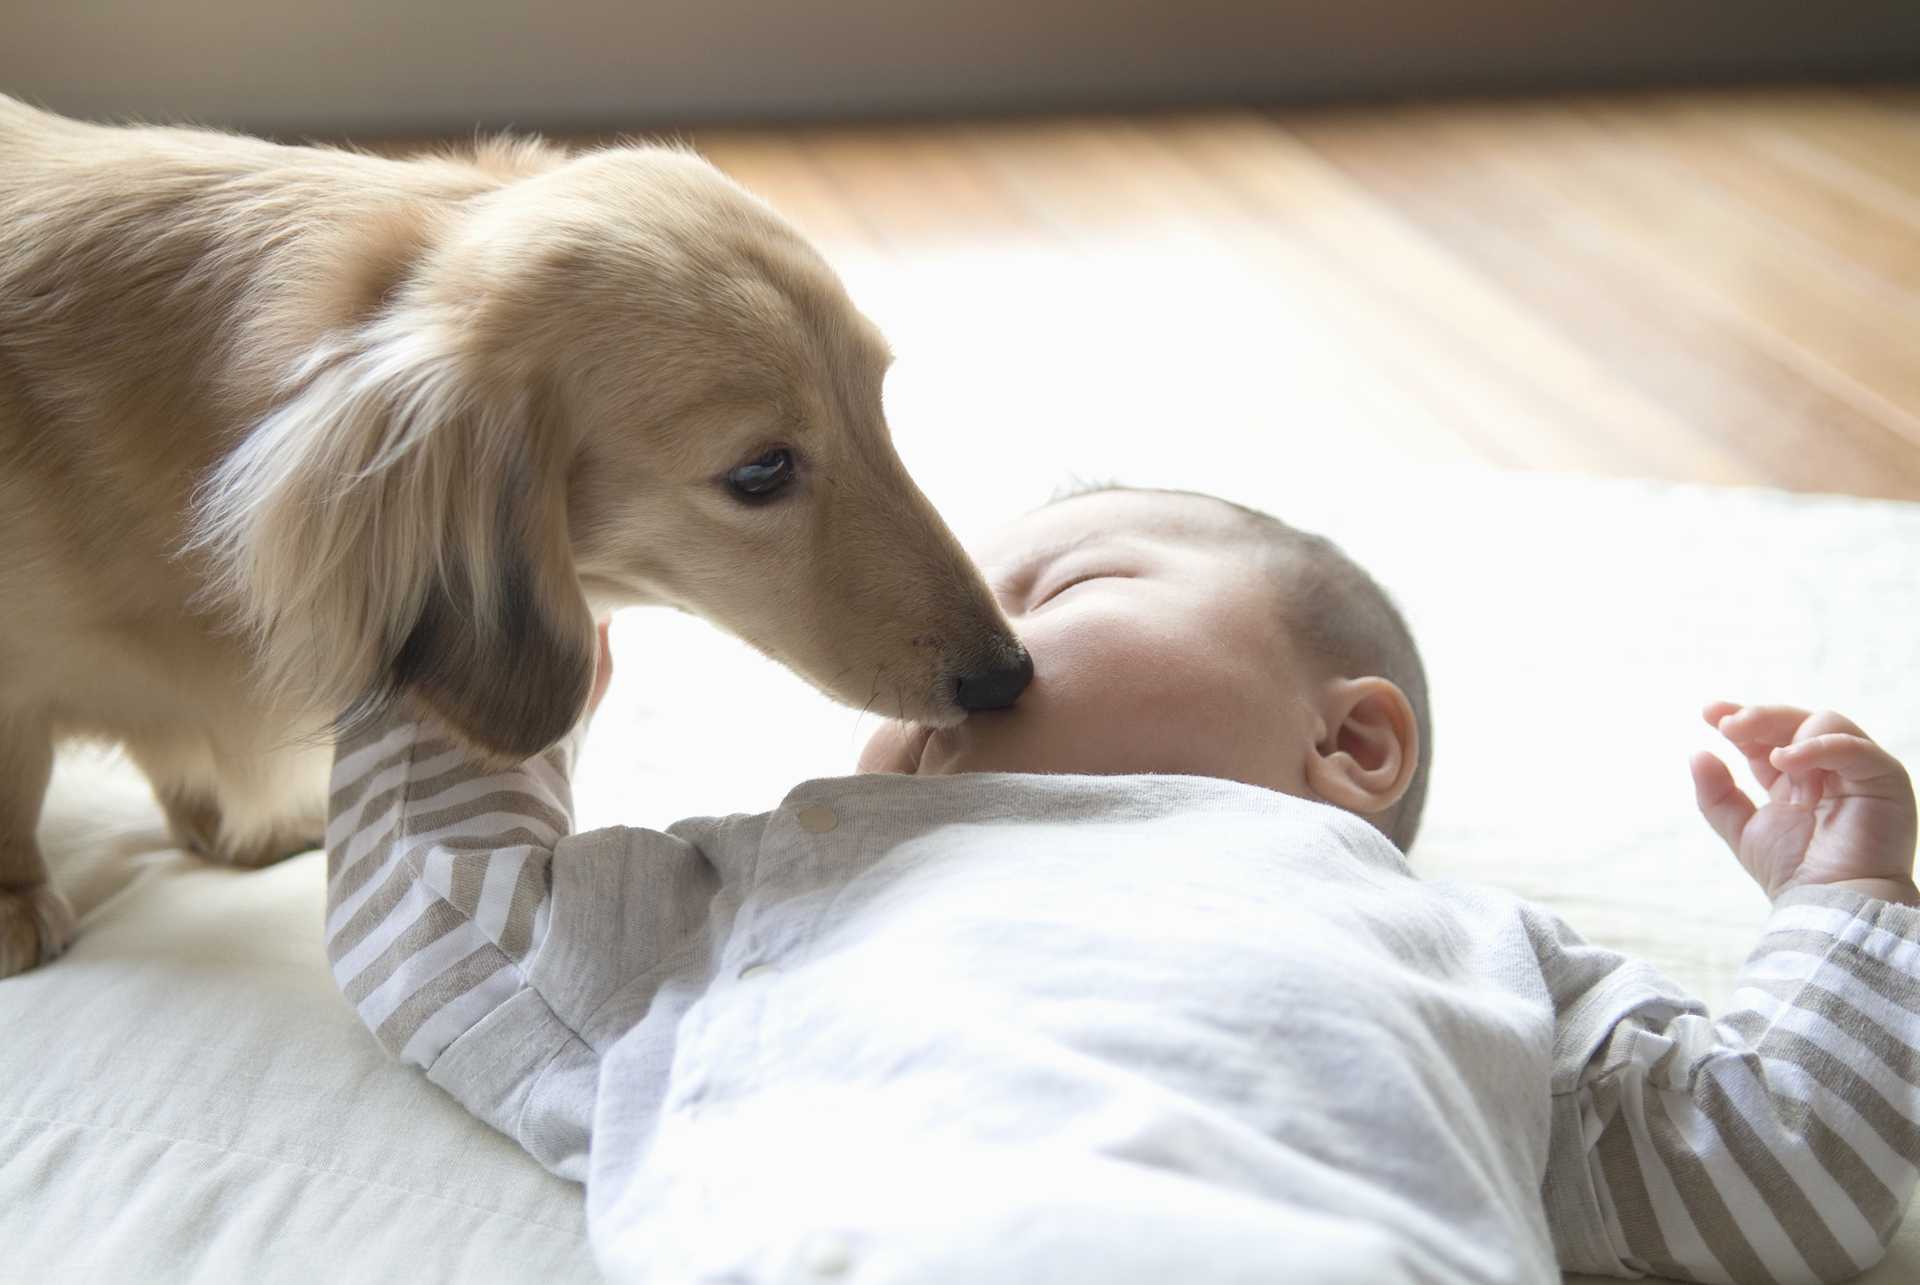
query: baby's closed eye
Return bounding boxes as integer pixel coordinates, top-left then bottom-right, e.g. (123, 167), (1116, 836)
(1032, 570), (1121, 609)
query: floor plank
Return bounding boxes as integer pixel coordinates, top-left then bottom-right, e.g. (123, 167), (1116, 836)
(524, 89), (1920, 500)
(1280, 99), (1920, 497)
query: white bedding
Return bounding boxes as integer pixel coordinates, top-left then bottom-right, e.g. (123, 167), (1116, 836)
(4, 469), (1916, 1284)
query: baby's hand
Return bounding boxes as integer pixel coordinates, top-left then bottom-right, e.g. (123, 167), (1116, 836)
(1691, 703), (1918, 907)
(586, 619), (615, 719)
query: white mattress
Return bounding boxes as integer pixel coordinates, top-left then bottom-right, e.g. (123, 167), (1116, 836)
(4, 469), (1916, 1283)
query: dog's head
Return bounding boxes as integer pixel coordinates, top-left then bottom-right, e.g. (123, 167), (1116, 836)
(199, 144), (1029, 759)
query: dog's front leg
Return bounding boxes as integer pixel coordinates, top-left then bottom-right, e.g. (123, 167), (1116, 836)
(0, 715), (75, 978)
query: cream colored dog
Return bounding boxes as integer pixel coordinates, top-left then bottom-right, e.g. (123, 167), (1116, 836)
(0, 96), (1031, 977)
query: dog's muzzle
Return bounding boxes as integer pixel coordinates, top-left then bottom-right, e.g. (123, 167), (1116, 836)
(952, 644), (1035, 712)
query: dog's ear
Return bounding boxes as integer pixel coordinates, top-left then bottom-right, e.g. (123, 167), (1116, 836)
(195, 317), (595, 759)
(384, 419), (597, 760)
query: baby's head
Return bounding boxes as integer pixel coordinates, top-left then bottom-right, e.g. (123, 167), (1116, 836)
(860, 486), (1432, 849)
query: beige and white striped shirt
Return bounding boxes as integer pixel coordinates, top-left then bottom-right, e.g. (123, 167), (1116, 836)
(327, 713), (1920, 1284)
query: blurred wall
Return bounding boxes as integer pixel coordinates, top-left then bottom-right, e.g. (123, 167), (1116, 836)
(3, 1), (1917, 135)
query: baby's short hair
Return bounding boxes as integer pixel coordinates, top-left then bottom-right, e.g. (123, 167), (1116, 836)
(1054, 483), (1433, 851)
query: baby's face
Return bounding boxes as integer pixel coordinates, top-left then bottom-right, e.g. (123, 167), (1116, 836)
(859, 490), (1320, 792)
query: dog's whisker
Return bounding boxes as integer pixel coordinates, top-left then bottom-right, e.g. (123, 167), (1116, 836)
(849, 678), (882, 757)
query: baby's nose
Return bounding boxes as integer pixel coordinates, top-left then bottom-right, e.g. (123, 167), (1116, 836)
(954, 646), (1035, 711)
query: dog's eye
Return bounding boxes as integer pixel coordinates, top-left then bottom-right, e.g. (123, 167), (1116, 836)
(726, 449), (796, 502)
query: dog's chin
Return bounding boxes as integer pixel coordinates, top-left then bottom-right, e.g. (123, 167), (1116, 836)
(855, 677), (971, 730)
(817, 675), (966, 734)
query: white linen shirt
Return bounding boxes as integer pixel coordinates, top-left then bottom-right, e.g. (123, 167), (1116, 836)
(325, 717), (1920, 1285)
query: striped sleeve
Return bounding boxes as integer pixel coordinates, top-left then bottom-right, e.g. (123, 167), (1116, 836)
(1548, 888), (1920, 1285)
(324, 709), (580, 1071)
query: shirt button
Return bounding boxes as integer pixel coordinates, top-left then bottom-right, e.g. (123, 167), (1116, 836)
(739, 963), (775, 981)
(795, 804), (838, 834)
(800, 1232), (852, 1277)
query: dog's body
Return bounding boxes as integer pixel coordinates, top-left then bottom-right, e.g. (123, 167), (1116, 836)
(0, 97), (1029, 977)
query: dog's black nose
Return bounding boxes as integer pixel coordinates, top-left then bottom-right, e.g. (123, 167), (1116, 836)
(954, 646), (1035, 712)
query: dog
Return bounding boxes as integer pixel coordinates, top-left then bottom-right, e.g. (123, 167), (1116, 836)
(0, 96), (1032, 977)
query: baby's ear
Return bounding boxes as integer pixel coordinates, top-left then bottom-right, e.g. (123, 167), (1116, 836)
(1303, 677), (1418, 818)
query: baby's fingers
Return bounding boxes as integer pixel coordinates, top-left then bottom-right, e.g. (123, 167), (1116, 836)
(1704, 702), (1786, 790)
(1691, 751), (1756, 854)
(586, 619), (616, 716)
(1770, 734), (1909, 796)
(1702, 701), (1743, 728)
(1713, 704), (1819, 750)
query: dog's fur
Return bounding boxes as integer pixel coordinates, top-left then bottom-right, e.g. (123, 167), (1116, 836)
(0, 96), (1026, 976)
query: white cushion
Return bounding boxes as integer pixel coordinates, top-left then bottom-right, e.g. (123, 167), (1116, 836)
(1, 759), (593, 1282)
(5, 471), (1916, 1282)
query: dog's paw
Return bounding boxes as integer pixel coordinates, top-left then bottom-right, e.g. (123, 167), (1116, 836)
(0, 884), (77, 978)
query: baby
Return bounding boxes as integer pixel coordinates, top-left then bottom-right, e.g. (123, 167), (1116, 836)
(324, 486), (1919, 1285)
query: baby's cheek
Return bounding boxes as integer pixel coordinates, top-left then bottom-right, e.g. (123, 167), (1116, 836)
(978, 611), (1190, 773)
(1055, 651), (1203, 770)
(1118, 654), (1274, 772)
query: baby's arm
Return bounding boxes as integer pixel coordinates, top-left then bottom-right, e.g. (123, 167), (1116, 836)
(1546, 704), (1919, 1284)
(323, 623), (612, 1070)
(323, 715), (575, 1067)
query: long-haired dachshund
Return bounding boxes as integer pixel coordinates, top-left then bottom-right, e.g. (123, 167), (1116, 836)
(0, 96), (1031, 976)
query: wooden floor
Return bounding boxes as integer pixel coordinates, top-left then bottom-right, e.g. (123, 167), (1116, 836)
(645, 87), (1920, 501)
